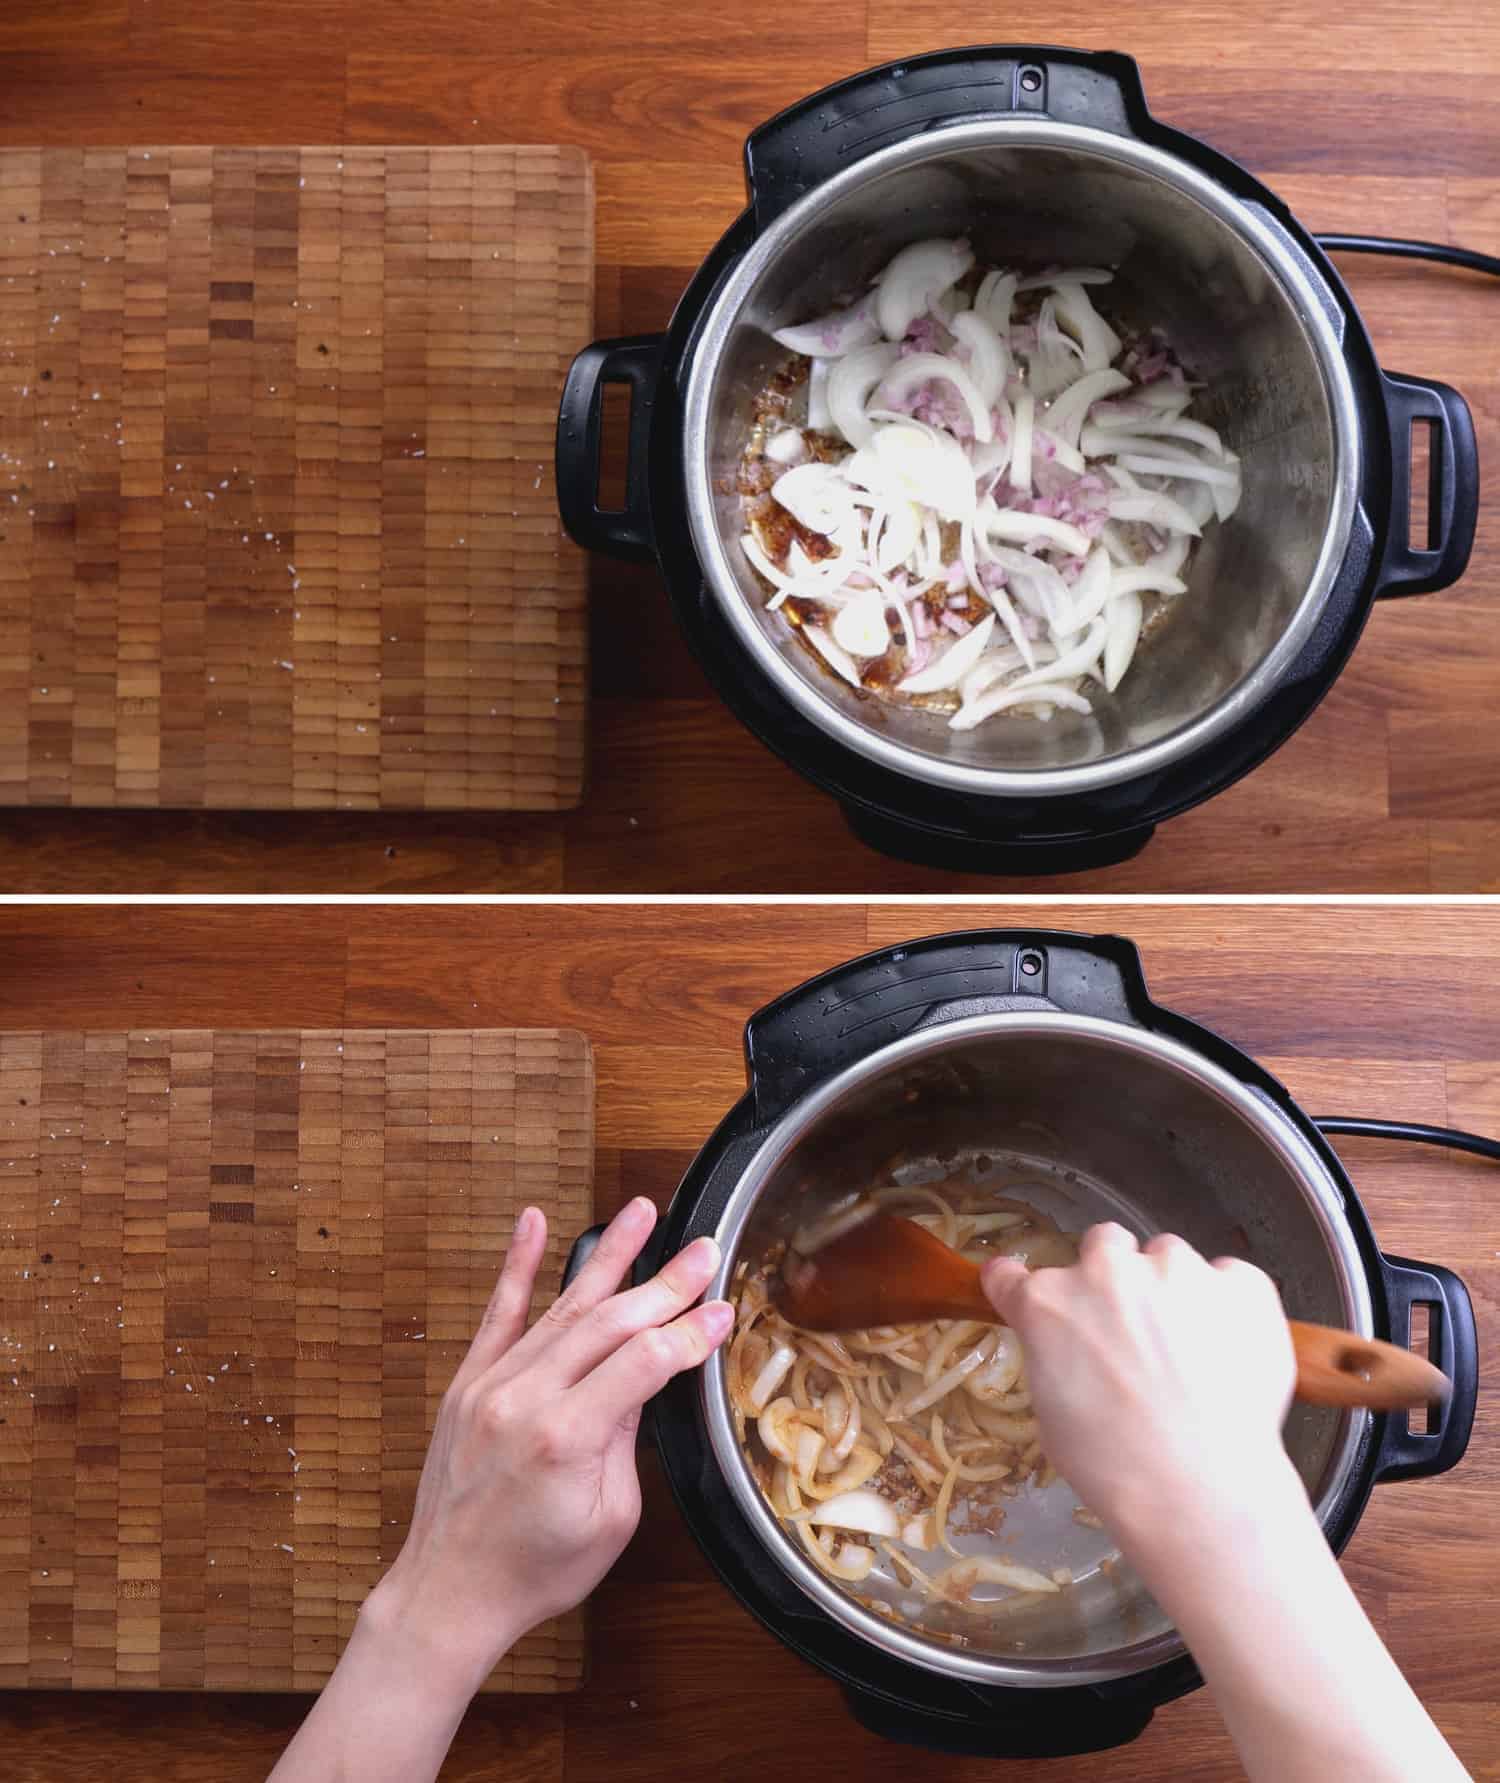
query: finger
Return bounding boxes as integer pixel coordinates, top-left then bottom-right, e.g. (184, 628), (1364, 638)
(1211, 1254), (1283, 1305)
(1143, 1231), (1198, 1265)
(568, 1299), (734, 1431)
(457, 1206), (550, 1380)
(511, 1197), (658, 1371)
(979, 1256), (1029, 1323)
(1080, 1221), (1140, 1265)
(540, 1235), (722, 1388)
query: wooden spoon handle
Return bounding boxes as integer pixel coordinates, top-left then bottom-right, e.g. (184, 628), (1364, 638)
(1289, 1319), (1451, 1409)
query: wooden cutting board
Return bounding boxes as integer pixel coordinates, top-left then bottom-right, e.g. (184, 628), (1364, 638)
(0, 146), (592, 811)
(0, 1027), (594, 1693)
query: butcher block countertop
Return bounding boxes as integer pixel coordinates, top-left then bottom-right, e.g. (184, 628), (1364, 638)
(0, 1), (1497, 891)
(0, 901), (1495, 1779)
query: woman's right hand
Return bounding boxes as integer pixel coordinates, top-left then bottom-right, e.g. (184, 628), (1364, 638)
(981, 1223), (1300, 1542)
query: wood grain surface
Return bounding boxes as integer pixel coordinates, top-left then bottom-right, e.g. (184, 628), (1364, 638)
(0, 1026), (593, 1694)
(0, 145), (592, 813)
(0, 1), (1495, 890)
(0, 901), (1494, 1777)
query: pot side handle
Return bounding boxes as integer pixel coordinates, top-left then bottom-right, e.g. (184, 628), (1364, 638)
(556, 334), (664, 562)
(744, 47), (1153, 232)
(560, 1221), (608, 1291)
(1373, 1254), (1478, 1483)
(1374, 371), (1479, 598)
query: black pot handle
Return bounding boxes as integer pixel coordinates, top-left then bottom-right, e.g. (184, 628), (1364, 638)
(561, 1221), (608, 1291)
(842, 1682), (1154, 1758)
(1373, 1254), (1478, 1483)
(744, 47), (1153, 232)
(1374, 371), (1479, 598)
(556, 333), (664, 562)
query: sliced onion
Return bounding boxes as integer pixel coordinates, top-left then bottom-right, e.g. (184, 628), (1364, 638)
(1106, 490), (1203, 537)
(875, 238), (974, 341)
(831, 588), (891, 659)
(872, 422), (976, 522)
(897, 612), (996, 694)
(1112, 451), (1242, 491)
(901, 1512), (935, 1551)
(973, 268), (1017, 335)
(771, 462), (854, 535)
(949, 310), (1009, 409)
(983, 506), (1092, 560)
(951, 681), (1092, 731)
(963, 1327), (1023, 1402)
(772, 290), (880, 359)
(755, 249), (1230, 733)
(932, 1555), (1062, 1598)
(1104, 588), (1143, 691)
(802, 624), (862, 686)
(806, 357), (832, 431)
(877, 351), (995, 444)
(1016, 266), (1114, 289)
(1032, 429), (1087, 475)
(758, 1396), (799, 1465)
(800, 1522), (875, 1582)
(1008, 390), (1035, 493)
(1008, 616), (1107, 692)
(896, 1340), (994, 1418)
(748, 1342), (797, 1414)
(1066, 546), (1114, 629)
(828, 342), (900, 449)
(1051, 280), (1122, 371)
(1211, 452), (1243, 521)
(808, 1488), (900, 1539)
(1041, 367), (1131, 447)
(739, 531), (849, 606)
(795, 1423), (825, 1487)
(959, 647), (1026, 705)
(875, 500), (922, 574)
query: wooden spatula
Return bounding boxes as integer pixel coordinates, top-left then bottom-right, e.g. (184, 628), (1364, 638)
(772, 1212), (1450, 1411)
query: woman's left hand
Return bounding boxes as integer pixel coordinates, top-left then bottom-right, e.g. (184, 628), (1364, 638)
(271, 1198), (729, 1783)
(363, 1196), (731, 1691)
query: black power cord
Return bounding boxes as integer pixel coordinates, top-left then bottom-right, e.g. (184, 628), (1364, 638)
(1315, 234), (1500, 281)
(1314, 1117), (1500, 1164)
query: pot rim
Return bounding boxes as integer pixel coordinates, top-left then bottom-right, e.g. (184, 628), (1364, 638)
(682, 117), (1364, 798)
(700, 1009), (1373, 1688)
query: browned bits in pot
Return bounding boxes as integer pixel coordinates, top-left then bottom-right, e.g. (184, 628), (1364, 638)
(736, 456), (776, 499)
(750, 356), (809, 427)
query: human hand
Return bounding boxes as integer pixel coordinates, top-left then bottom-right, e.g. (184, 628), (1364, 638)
(362, 1197), (731, 1694)
(981, 1223), (1300, 1545)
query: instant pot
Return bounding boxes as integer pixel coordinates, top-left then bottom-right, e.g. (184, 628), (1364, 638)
(557, 47), (1480, 873)
(565, 929), (1479, 1757)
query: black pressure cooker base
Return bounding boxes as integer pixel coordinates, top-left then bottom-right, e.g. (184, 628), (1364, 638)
(843, 1682), (1156, 1758)
(841, 803), (1156, 876)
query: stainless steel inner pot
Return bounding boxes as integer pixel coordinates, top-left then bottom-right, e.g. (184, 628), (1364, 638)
(701, 1012), (1373, 1687)
(684, 121), (1363, 796)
